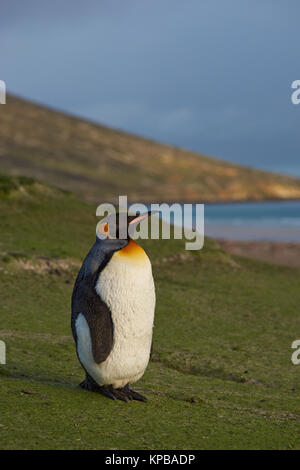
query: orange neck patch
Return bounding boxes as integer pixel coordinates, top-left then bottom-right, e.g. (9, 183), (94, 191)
(116, 239), (148, 266)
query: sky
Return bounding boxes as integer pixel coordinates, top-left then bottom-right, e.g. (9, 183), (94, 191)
(1, 0), (300, 175)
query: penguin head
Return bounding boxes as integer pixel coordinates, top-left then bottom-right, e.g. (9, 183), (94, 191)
(96, 211), (154, 253)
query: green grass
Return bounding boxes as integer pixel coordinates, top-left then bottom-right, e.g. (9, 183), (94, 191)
(1, 176), (300, 449)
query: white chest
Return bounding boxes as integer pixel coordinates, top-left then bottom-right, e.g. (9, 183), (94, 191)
(97, 252), (155, 336)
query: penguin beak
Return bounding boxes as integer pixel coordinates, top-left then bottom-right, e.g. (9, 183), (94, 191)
(128, 210), (158, 236)
(128, 210), (158, 226)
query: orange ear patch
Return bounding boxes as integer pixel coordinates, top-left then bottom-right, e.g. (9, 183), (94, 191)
(104, 223), (109, 233)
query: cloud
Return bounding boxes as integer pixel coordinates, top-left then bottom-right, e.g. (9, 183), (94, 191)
(1, 0), (300, 175)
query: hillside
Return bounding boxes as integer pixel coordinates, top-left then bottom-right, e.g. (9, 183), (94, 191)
(1, 94), (300, 203)
(1, 175), (300, 449)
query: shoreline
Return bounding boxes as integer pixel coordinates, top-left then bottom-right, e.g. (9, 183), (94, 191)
(139, 197), (300, 206)
(216, 238), (300, 268)
(203, 198), (300, 205)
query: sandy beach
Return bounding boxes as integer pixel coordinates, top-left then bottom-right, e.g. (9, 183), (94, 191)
(217, 239), (300, 268)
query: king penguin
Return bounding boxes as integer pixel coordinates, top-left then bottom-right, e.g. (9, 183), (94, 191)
(71, 211), (156, 402)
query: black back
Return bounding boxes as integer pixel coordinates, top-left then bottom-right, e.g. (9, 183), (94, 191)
(71, 241), (114, 365)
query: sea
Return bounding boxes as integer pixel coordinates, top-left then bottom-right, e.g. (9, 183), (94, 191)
(202, 200), (300, 242)
(153, 200), (300, 242)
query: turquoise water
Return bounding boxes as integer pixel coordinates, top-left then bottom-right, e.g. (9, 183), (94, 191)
(147, 200), (300, 241)
(204, 200), (300, 241)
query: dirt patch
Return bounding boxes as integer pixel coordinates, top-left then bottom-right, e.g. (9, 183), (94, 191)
(1, 253), (80, 275)
(154, 252), (196, 265)
(217, 239), (300, 268)
(0, 329), (72, 344)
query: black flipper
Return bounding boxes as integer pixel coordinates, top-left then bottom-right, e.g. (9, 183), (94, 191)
(71, 247), (114, 365)
(79, 301), (113, 364)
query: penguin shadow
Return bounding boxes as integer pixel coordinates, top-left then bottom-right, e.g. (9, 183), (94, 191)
(1, 364), (82, 392)
(1, 366), (152, 402)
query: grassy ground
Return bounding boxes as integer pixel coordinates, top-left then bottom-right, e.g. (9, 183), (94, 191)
(1, 176), (300, 449)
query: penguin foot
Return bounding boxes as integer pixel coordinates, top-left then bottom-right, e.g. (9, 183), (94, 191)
(79, 379), (130, 402)
(98, 385), (118, 401)
(79, 378), (117, 400)
(79, 376), (103, 393)
(95, 385), (131, 402)
(109, 387), (131, 402)
(108, 385), (147, 402)
(123, 384), (148, 402)
(100, 384), (147, 402)
(79, 376), (147, 402)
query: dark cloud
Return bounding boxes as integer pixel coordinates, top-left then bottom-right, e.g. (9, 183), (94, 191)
(1, 0), (300, 175)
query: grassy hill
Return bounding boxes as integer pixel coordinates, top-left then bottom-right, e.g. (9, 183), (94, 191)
(1, 94), (300, 203)
(1, 175), (300, 449)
